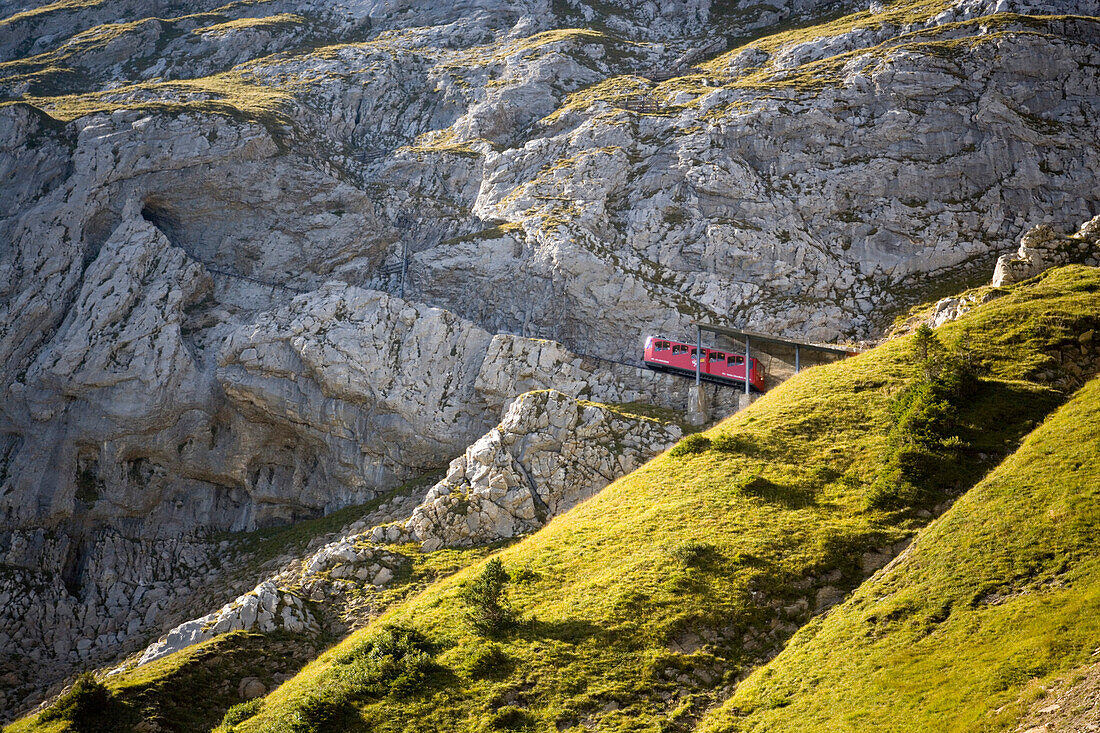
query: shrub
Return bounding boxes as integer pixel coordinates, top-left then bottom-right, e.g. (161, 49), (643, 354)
(911, 324), (944, 381)
(336, 625), (439, 699)
(289, 692), (359, 733)
(221, 698), (263, 728)
(669, 434), (711, 457)
(489, 705), (537, 731)
(868, 325), (979, 512)
(463, 642), (512, 679)
(38, 672), (124, 731)
(892, 382), (956, 448)
(461, 558), (517, 635)
(509, 565), (540, 584)
(866, 461), (927, 512)
(670, 540), (720, 568)
(711, 433), (757, 454)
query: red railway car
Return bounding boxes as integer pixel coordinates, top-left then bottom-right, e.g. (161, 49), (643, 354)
(643, 335), (766, 392)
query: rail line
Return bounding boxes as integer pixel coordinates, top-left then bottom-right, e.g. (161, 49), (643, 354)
(196, 267), (745, 389)
(203, 264), (307, 294)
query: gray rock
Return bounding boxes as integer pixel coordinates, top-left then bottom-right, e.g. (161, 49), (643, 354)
(237, 677), (267, 700)
(405, 389), (681, 548)
(992, 216), (1100, 287)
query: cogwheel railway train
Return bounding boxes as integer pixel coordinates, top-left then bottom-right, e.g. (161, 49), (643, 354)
(643, 336), (767, 392)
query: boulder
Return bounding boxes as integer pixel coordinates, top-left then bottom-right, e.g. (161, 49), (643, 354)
(238, 677), (267, 700)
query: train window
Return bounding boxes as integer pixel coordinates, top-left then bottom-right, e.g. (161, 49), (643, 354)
(656, 341), (669, 351)
(672, 344), (685, 355)
(710, 352), (725, 361)
(728, 355), (743, 365)
(689, 347), (697, 356)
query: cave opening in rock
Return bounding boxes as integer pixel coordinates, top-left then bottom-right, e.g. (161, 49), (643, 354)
(140, 195), (185, 249)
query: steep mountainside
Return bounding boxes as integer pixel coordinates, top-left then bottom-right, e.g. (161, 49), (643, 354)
(2, 0), (1099, 722)
(701, 354), (1100, 732)
(8, 264), (1077, 733)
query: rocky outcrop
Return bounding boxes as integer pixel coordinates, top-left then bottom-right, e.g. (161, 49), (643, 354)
(136, 581), (318, 667)
(992, 216), (1100, 287)
(403, 389), (682, 549)
(928, 216), (1100, 329)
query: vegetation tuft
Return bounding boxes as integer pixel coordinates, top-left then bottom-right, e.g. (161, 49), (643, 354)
(219, 699), (263, 728)
(866, 324), (980, 512)
(461, 642), (513, 679)
(668, 433), (711, 457)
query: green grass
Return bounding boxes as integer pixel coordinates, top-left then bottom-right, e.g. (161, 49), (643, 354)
(213, 268), (1100, 733)
(699, 372), (1100, 733)
(5, 632), (320, 733)
(193, 14), (306, 38)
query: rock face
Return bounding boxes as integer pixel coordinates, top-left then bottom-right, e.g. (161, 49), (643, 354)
(0, 526), (249, 714)
(2, 0), (1099, 716)
(404, 389), (683, 549)
(216, 282), (498, 522)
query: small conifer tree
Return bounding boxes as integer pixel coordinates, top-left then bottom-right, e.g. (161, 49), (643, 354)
(461, 558), (516, 635)
(911, 323), (945, 382)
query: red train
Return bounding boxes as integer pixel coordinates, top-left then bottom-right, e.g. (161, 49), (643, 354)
(643, 335), (766, 392)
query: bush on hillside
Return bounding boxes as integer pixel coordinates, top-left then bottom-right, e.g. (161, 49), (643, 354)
(711, 433), (759, 454)
(868, 326), (979, 512)
(38, 672), (125, 731)
(670, 540), (721, 568)
(461, 558), (517, 635)
(278, 626), (446, 733)
(488, 705), (537, 731)
(462, 642), (512, 679)
(336, 625), (440, 699)
(220, 698), (264, 728)
(669, 434), (711, 457)
(288, 692), (359, 733)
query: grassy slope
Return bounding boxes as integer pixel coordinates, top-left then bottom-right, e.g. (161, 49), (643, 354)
(4, 632), (320, 733)
(218, 268), (1100, 733)
(699, 372), (1100, 733)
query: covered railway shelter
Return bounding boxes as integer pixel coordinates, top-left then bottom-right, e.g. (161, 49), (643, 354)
(689, 321), (861, 396)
